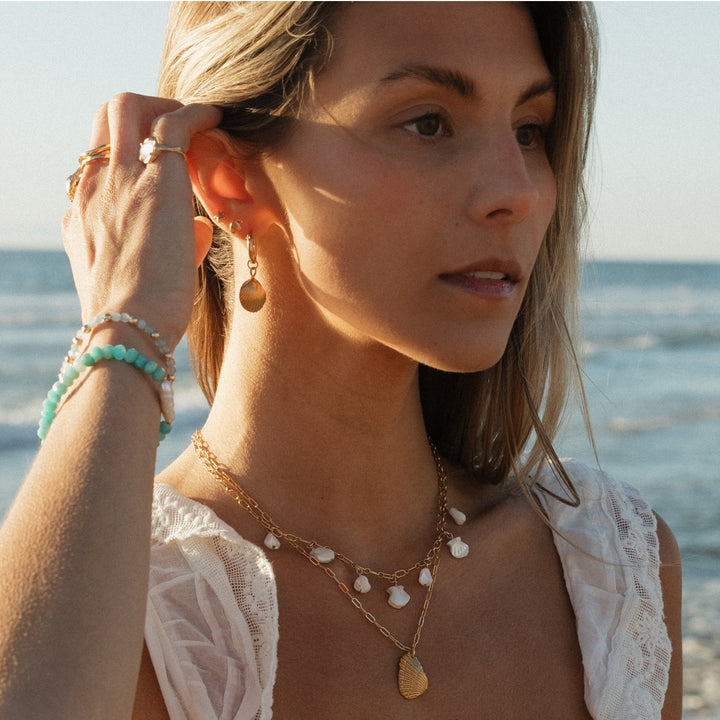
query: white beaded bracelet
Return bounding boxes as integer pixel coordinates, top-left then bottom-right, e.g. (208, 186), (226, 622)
(56, 312), (176, 427)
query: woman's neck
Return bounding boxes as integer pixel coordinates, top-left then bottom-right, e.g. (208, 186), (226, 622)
(192, 311), (443, 565)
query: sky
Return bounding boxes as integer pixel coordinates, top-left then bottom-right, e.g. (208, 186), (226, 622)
(0, 1), (718, 261)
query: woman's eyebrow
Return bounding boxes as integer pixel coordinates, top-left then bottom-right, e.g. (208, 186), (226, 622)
(517, 78), (556, 106)
(379, 63), (556, 106)
(380, 64), (477, 98)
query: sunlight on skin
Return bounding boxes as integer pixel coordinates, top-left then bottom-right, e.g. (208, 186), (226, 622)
(312, 186), (353, 206)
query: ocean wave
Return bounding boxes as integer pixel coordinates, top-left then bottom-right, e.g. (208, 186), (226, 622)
(0, 292), (79, 328)
(0, 422), (38, 453)
(0, 397), (49, 427)
(608, 403), (720, 434)
(583, 296), (720, 317)
(581, 326), (720, 357)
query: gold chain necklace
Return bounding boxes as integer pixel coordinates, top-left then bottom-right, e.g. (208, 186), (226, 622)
(192, 429), (456, 699)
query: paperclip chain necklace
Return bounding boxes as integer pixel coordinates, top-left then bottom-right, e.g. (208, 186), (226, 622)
(192, 429), (451, 699)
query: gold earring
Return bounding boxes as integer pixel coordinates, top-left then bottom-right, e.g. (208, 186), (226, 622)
(234, 225), (266, 313)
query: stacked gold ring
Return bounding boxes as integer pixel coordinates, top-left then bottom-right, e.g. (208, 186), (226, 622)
(66, 134), (187, 201)
(65, 144), (111, 201)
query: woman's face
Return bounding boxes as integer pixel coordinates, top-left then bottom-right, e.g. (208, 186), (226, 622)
(262, 1), (557, 372)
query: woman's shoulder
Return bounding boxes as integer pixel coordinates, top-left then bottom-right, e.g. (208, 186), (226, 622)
(532, 458), (659, 549)
(147, 480), (279, 658)
(150, 480), (241, 545)
(535, 458), (681, 585)
(150, 446), (248, 547)
(531, 458), (668, 600)
(148, 480), (278, 627)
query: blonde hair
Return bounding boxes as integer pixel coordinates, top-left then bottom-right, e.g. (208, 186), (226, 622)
(159, 2), (599, 504)
(159, 2), (340, 393)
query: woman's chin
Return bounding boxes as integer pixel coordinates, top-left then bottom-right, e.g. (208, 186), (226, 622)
(415, 343), (509, 375)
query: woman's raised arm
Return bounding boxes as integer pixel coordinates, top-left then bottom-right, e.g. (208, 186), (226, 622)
(0, 94), (221, 719)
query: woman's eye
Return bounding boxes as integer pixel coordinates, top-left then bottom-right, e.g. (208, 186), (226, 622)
(403, 112), (449, 138)
(515, 123), (547, 149)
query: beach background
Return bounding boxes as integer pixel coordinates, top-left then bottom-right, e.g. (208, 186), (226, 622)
(1, 2), (719, 716)
(0, 251), (718, 717)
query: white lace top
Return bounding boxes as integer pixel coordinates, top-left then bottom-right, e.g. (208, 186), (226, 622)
(145, 461), (671, 720)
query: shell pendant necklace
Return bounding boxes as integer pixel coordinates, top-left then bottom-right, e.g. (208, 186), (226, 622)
(192, 430), (470, 699)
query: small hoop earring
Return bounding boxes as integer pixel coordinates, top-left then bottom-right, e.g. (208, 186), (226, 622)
(235, 228), (266, 313)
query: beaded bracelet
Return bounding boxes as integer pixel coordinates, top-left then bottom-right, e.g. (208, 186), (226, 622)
(38, 343), (173, 445)
(63, 312), (176, 381)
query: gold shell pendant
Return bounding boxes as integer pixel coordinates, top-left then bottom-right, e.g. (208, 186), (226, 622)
(239, 278), (266, 312)
(398, 653), (428, 699)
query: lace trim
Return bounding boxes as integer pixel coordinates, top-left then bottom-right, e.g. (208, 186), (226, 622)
(148, 484), (278, 720)
(597, 480), (671, 720)
(537, 461), (671, 720)
(151, 487), (238, 545)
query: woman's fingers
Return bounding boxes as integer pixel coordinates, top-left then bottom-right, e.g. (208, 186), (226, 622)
(62, 94), (224, 348)
(104, 94), (182, 160)
(193, 216), (215, 268)
(76, 95), (223, 198)
(89, 100), (112, 148)
(100, 94), (222, 165)
(82, 95), (222, 182)
(148, 102), (224, 157)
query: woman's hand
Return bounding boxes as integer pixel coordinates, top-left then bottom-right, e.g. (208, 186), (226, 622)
(62, 93), (222, 351)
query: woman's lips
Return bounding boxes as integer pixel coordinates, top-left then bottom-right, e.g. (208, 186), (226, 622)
(440, 262), (522, 298)
(462, 270), (508, 281)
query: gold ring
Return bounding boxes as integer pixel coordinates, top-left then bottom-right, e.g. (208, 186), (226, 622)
(139, 136), (187, 165)
(66, 145), (112, 201)
(78, 144), (111, 163)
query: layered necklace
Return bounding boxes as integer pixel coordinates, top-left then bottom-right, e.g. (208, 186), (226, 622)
(192, 430), (470, 699)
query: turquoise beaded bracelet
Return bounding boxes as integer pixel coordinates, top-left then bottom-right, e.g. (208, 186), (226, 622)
(38, 343), (172, 444)
(63, 312), (176, 382)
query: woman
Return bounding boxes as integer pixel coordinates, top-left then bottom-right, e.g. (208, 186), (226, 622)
(0, 2), (681, 718)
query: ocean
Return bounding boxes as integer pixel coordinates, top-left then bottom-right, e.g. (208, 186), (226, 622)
(1, 250), (718, 716)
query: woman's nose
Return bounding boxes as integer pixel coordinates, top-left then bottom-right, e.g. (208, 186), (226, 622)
(465, 135), (542, 225)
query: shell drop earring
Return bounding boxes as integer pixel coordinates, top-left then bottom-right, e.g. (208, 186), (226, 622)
(231, 220), (266, 312)
(239, 234), (266, 312)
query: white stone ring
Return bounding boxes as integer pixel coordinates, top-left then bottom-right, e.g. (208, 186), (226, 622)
(138, 136), (187, 165)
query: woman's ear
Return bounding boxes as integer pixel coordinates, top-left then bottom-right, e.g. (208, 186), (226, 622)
(187, 129), (253, 217)
(187, 129), (284, 244)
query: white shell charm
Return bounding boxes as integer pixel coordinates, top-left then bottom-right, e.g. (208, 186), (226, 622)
(263, 533), (281, 550)
(418, 567), (433, 586)
(353, 575), (371, 594)
(447, 536), (470, 558)
(309, 546), (335, 564)
(387, 585), (411, 609)
(449, 507), (466, 525)
(159, 381), (175, 424)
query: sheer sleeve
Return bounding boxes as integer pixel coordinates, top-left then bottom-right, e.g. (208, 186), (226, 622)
(145, 484), (279, 720)
(535, 461), (672, 720)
